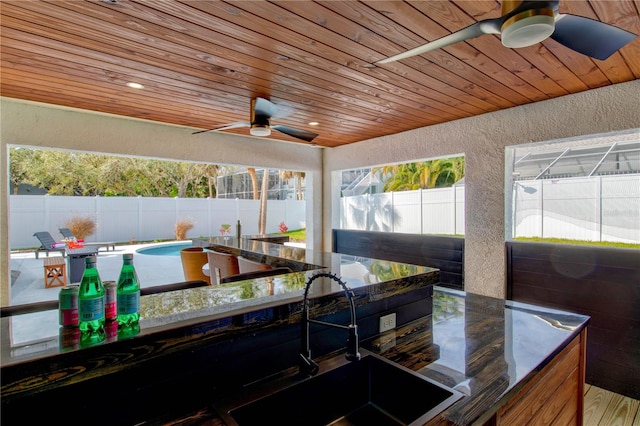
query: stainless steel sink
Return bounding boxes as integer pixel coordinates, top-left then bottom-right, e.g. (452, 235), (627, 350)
(222, 353), (463, 426)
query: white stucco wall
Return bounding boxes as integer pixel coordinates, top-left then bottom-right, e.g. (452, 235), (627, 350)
(324, 80), (640, 298)
(2, 80), (639, 304)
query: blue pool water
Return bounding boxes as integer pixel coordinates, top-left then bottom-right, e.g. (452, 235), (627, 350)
(136, 242), (193, 256)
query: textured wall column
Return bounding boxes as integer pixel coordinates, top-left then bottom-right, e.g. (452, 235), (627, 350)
(1, 137), (9, 306)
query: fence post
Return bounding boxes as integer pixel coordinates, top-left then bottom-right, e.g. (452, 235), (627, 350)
(597, 176), (603, 242)
(43, 194), (51, 233)
(208, 197), (212, 238)
(539, 181), (544, 238)
(452, 184), (456, 236)
(95, 195), (101, 242)
(137, 196), (142, 243)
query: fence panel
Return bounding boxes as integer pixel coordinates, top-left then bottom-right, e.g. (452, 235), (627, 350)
(513, 180), (543, 238)
(422, 188), (456, 235)
(341, 176), (638, 243)
(96, 197), (142, 243)
(455, 185), (465, 235)
(393, 191), (421, 234)
(601, 175), (640, 243)
(512, 175), (639, 243)
(9, 196), (305, 249)
(543, 178), (599, 240)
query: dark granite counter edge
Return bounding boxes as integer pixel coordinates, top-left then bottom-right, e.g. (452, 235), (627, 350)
(1, 269), (438, 400)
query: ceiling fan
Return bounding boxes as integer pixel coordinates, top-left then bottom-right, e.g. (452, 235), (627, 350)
(192, 97), (318, 142)
(376, 0), (637, 64)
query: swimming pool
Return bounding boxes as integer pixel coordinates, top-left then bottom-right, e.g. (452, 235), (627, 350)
(136, 242), (193, 256)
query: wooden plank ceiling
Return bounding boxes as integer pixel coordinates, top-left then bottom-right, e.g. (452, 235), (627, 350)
(1, 1), (639, 148)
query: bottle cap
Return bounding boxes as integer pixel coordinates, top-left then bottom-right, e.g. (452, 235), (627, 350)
(123, 253), (134, 261)
(85, 255), (97, 264)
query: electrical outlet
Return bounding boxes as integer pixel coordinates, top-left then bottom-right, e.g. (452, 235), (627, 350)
(379, 313), (396, 333)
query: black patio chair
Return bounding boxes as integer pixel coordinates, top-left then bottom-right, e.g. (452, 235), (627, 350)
(33, 231), (66, 259)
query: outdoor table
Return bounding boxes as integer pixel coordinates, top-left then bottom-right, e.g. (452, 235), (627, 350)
(66, 247), (99, 283)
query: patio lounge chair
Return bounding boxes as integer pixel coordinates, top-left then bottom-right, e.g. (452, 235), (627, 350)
(33, 231), (66, 259)
(58, 227), (116, 252)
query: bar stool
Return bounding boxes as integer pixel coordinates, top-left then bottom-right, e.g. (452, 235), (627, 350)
(180, 247), (211, 284)
(43, 256), (67, 288)
(238, 256), (273, 273)
(206, 250), (240, 285)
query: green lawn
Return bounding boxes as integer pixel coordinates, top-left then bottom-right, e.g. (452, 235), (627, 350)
(514, 237), (639, 249)
(269, 229), (639, 249)
(278, 228), (306, 242)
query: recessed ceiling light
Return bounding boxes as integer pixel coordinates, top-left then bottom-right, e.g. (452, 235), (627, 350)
(308, 121), (319, 126)
(126, 82), (144, 89)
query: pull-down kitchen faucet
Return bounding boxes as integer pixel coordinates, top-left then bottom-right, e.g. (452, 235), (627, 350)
(299, 272), (361, 376)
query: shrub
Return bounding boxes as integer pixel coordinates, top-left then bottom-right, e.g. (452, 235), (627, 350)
(64, 216), (96, 240)
(175, 217), (195, 240)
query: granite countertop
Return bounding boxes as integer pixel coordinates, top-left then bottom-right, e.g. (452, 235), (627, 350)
(1, 241), (436, 368)
(1, 238), (589, 426)
(3, 287), (589, 426)
(159, 286), (589, 426)
(363, 287), (589, 425)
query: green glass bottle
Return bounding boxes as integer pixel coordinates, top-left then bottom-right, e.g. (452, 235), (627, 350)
(77, 255), (105, 333)
(116, 253), (140, 327)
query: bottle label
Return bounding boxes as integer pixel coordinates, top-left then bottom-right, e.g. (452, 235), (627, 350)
(117, 292), (140, 315)
(79, 297), (105, 321)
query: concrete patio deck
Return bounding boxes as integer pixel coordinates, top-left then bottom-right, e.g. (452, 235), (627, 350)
(9, 241), (187, 306)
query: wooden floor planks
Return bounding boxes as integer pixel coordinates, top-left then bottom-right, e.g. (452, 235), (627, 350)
(584, 384), (640, 426)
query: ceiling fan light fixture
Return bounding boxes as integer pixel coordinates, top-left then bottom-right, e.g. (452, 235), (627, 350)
(501, 9), (555, 48)
(250, 124), (271, 137)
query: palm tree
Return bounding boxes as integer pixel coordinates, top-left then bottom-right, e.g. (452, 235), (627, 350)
(258, 168), (269, 234)
(376, 157), (465, 192)
(246, 167), (260, 200)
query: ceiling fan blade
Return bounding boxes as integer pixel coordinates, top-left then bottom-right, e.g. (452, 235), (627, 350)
(376, 18), (501, 64)
(550, 14), (637, 60)
(272, 125), (318, 142)
(192, 122), (250, 135)
(253, 97), (278, 119)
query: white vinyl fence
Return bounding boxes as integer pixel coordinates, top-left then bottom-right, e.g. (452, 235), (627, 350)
(513, 175), (640, 243)
(10, 195), (305, 250)
(340, 185), (466, 235)
(340, 175), (640, 244)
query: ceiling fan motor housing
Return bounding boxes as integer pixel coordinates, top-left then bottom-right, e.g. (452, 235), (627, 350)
(250, 98), (272, 136)
(501, 1), (555, 48)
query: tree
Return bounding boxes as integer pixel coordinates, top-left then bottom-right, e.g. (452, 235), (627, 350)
(258, 169), (269, 234)
(246, 168), (260, 200)
(9, 148), (227, 198)
(8, 147), (34, 194)
(375, 157), (465, 192)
